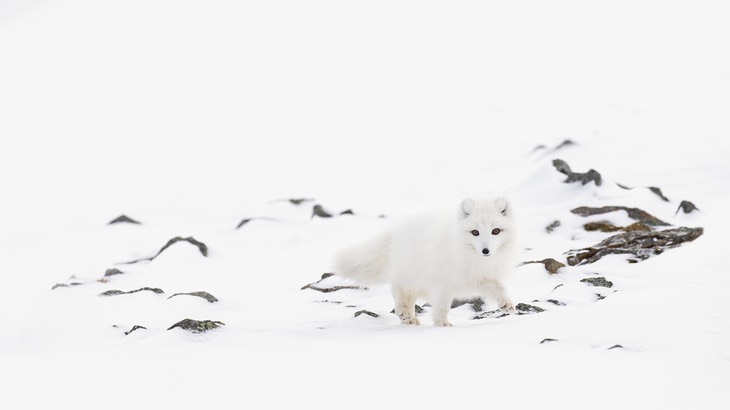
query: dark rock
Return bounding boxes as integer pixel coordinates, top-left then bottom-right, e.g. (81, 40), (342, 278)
(104, 268), (124, 277)
(108, 215), (141, 225)
(124, 325), (147, 336)
(546, 299), (565, 306)
(472, 310), (509, 320)
(533, 139), (575, 154)
(521, 258), (565, 274)
(99, 287), (164, 297)
(121, 236), (209, 264)
(288, 198), (314, 205)
(168, 291), (219, 303)
(167, 319), (225, 333)
(157, 236), (208, 257)
(553, 139), (576, 151)
(616, 183), (633, 190)
(540, 338), (558, 344)
(608, 344), (624, 350)
(648, 187), (670, 202)
(451, 297), (485, 311)
(676, 200), (700, 215)
(552, 159), (602, 186)
(516, 303), (545, 314)
(236, 216), (278, 229)
(312, 205), (333, 218)
(354, 310), (380, 318)
(583, 221), (652, 233)
(546, 220), (561, 233)
(565, 227), (703, 266)
(571, 206), (669, 226)
(339, 209), (354, 215)
(236, 218), (253, 229)
(474, 303), (545, 319)
(301, 273), (367, 293)
(583, 222), (622, 232)
(300, 284), (365, 293)
(624, 222), (653, 232)
(52, 282), (82, 290)
(580, 277), (614, 288)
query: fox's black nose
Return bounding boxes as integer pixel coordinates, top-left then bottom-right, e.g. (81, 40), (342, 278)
(482, 248), (490, 255)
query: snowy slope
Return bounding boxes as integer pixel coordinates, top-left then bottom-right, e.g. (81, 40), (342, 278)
(1, 1), (729, 409)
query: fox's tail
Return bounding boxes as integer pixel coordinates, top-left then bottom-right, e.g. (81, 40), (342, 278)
(333, 232), (391, 285)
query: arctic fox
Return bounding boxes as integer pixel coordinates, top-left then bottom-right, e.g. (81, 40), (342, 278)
(333, 197), (518, 326)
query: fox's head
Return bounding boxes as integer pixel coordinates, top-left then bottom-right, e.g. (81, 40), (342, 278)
(459, 196), (516, 258)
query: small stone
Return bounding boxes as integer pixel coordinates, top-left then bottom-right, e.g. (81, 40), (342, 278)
(236, 216), (278, 229)
(553, 139), (576, 151)
(124, 325), (147, 336)
(552, 159), (602, 186)
(540, 338), (558, 344)
(515, 303), (545, 314)
(108, 215), (141, 225)
(99, 287), (164, 296)
(675, 200), (699, 215)
(236, 218), (253, 229)
(623, 222), (652, 232)
(301, 273), (366, 293)
(580, 277), (614, 288)
(521, 258), (565, 274)
(546, 220), (561, 233)
(104, 268), (124, 277)
(167, 291), (219, 303)
(301, 284), (365, 293)
(354, 310), (380, 318)
(121, 236), (209, 264)
(648, 187), (670, 202)
(167, 319), (225, 333)
(608, 344), (624, 350)
(312, 205), (333, 218)
(583, 222), (622, 232)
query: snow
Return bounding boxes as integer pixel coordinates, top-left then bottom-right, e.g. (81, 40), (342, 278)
(2, 0), (730, 408)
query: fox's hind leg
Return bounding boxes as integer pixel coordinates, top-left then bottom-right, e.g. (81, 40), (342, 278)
(392, 286), (420, 325)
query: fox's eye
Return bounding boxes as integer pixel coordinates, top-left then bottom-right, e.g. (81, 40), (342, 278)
(492, 228), (501, 235)
(471, 230), (480, 236)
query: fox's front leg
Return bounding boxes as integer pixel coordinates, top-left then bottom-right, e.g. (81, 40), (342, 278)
(431, 293), (453, 327)
(481, 280), (515, 313)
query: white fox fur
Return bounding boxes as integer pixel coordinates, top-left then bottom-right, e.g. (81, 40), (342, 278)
(333, 196), (519, 326)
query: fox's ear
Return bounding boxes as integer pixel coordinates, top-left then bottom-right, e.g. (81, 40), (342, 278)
(495, 197), (510, 216)
(461, 198), (475, 218)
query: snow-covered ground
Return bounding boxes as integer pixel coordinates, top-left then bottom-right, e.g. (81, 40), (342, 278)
(2, 1), (729, 408)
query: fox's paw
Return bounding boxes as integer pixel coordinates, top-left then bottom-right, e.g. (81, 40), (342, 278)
(434, 320), (452, 327)
(401, 317), (421, 325)
(500, 300), (516, 314)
